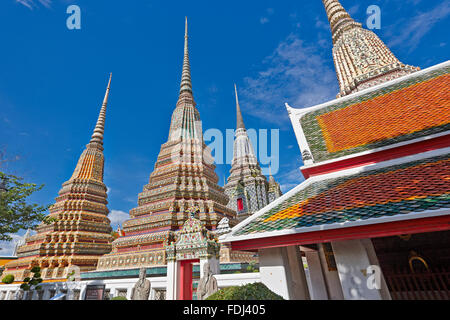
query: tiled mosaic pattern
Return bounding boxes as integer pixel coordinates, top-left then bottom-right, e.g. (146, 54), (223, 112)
(300, 65), (450, 163)
(233, 154), (450, 236)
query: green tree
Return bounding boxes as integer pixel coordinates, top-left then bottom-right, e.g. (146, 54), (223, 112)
(0, 172), (51, 243)
(206, 283), (284, 300)
(20, 266), (43, 292)
(1, 274), (14, 284)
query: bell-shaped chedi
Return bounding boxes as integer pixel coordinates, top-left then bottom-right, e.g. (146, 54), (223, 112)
(3, 75), (114, 281)
(322, 0), (420, 97)
(97, 19), (236, 271)
(224, 85), (282, 222)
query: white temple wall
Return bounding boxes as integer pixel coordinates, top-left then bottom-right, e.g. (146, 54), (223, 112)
(0, 272), (261, 300)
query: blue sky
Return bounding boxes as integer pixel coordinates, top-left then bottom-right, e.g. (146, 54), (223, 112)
(0, 0), (449, 254)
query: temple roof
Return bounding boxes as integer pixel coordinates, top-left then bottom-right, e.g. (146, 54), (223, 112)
(287, 61), (450, 167)
(220, 148), (450, 243)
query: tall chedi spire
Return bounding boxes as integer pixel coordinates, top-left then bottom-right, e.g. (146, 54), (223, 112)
(88, 73), (111, 149)
(168, 17), (201, 141)
(322, 0), (420, 97)
(180, 17), (193, 96)
(96, 19), (236, 271)
(224, 85), (282, 222)
(4, 75), (114, 281)
(235, 84), (245, 130)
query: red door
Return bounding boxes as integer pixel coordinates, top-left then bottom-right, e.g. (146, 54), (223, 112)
(179, 260), (198, 300)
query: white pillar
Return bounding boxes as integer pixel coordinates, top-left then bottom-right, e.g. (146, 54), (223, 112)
(259, 246), (310, 300)
(361, 238), (392, 300)
(126, 286), (133, 300)
(79, 285), (87, 300)
(305, 251), (328, 300)
(110, 287), (118, 298)
(317, 243), (344, 300)
(166, 260), (180, 300)
(286, 246), (310, 300)
(259, 247), (290, 299)
(331, 239), (382, 300)
(42, 289), (51, 300)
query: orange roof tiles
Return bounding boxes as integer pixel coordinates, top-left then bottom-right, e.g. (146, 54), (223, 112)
(317, 74), (450, 153)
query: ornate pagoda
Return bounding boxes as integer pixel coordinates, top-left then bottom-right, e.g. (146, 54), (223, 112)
(323, 0), (420, 97)
(97, 19), (237, 271)
(220, 0), (450, 301)
(3, 75), (114, 281)
(224, 85), (282, 222)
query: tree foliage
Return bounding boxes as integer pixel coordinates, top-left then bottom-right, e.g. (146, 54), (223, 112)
(206, 283), (284, 300)
(0, 172), (51, 242)
(1, 274), (14, 284)
(20, 266), (43, 291)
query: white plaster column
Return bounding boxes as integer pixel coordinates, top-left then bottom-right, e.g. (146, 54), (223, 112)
(110, 287), (118, 298)
(361, 238), (392, 300)
(79, 285), (87, 300)
(286, 246), (310, 300)
(331, 239), (382, 300)
(166, 260), (180, 300)
(259, 246), (310, 300)
(259, 247), (290, 299)
(317, 243), (344, 300)
(305, 250), (329, 300)
(126, 286), (133, 300)
(42, 289), (51, 300)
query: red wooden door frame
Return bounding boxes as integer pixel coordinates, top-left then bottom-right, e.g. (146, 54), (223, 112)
(179, 259), (198, 300)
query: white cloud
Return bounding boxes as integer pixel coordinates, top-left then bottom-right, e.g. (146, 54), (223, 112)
(260, 8), (275, 24)
(386, 2), (450, 50)
(15, 0), (52, 10)
(240, 33), (338, 128)
(260, 17), (269, 24)
(108, 210), (129, 228)
(0, 234), (23, 256)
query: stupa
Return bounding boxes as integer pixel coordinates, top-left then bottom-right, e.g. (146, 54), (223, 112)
(3, 75), (114, 281)
(97, 19), (237, 271)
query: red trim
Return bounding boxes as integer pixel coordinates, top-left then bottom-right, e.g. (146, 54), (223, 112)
(179, 260), (197, 300)
(301, 135), (450, 179)
(237, 198), (244, 211)
(230, 215), (450, 251)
